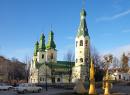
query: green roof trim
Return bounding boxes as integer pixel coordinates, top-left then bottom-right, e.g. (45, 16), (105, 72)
(46, 31), (56, 49)
(34, 41), (39, 56)
(49, 61), (74, 68)
(57, 61), (75, 65)
(77, 8), (89, 37)
(35, 61), (74, 69)
(39, 33), (46, 51)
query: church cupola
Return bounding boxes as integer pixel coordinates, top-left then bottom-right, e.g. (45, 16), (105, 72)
(46, 31), (56, 50)
(77, 8), (89, 37)
(34, 41), (39, 56)
(39, 33), (46, 51)
(46, 30), (57, 63)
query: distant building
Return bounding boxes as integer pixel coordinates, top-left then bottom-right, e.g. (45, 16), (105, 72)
(110, 68), (130, 81)
(110, 53), (130, 81)
(29, 7), (90, 83)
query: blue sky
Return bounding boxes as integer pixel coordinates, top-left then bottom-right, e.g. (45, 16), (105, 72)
(0, 0), (130, 62)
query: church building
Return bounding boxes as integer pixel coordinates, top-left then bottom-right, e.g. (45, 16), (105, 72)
(29, 7), (90, 83)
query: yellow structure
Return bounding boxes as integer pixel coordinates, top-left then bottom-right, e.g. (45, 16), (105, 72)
(89, 58), (96, 95)
(104, 70), (110, 95)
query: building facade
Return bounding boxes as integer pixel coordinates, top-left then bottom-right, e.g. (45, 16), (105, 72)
(29, 7), (90, 83)
(29, 31), (74, 83)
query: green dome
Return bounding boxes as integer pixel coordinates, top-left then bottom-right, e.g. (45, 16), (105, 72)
(39, 33), (46, 51)
(46, 31), (56, 49)
(34, 41), (39, 56)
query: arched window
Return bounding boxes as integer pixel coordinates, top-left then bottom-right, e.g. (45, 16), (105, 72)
(85, 40), (88, 46)
(119, 75), (121, 79)
(57, 78), (60, 82)
(42, 54), (44, 59)
(80, 58), (83, 62)
(51, 53), (53, 59)
(40, 77), (42, 81)
(80, 40), (83, 46)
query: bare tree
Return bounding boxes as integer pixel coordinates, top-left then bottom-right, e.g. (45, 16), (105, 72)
(24, 55), (31, 82)
(64, 50), (74, 83)
(90, 46), (101, 68)
(90, 46), (105, 81)
(112, 57), (120, 69)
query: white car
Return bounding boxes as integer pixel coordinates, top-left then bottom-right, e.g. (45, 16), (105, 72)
(15, 83), (42, 93)
(0, 83), (13, 90)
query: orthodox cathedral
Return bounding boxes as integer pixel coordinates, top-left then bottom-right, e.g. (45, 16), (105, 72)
(29, 7), (90, 83)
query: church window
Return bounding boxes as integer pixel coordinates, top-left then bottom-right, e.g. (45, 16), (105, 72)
(119, 75), (121, 79)
(51, 53), (53, 59)
(80, 40), (83, 46)
(40, 77), (42, 81)
(80, 58), (83, 62)
(42, 54), (44, 59)
(57, 78), (60, 82)
(76, 59), (78, 63)
(76, 41), (78, 47)
(85, 40), (88, 46)
(123, 77), (125, 80)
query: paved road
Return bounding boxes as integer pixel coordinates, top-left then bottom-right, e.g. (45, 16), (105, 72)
(0, 85), (130, 95)
(0, 88), (74, 95)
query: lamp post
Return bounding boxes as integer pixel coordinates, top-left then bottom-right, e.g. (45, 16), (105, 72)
(45, 61), (48, 91)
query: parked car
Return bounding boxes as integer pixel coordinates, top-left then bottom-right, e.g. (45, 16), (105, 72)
(14, 83), (42, 94)
(0, 83), (13, 90)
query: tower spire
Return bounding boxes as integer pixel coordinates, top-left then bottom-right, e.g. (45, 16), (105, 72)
(76, 4), (89, 37)
(51, 24), (53, 31)
(82, 0), (86, 9)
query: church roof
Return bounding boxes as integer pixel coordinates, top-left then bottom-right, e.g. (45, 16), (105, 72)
(35, 61), (74, 69)
(47, 61), (74, 69)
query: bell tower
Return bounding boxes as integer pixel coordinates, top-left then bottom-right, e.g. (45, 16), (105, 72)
(72, 6), (90, 82)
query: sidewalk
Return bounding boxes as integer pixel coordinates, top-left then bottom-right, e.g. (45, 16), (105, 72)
(43, 88), (74, 95)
